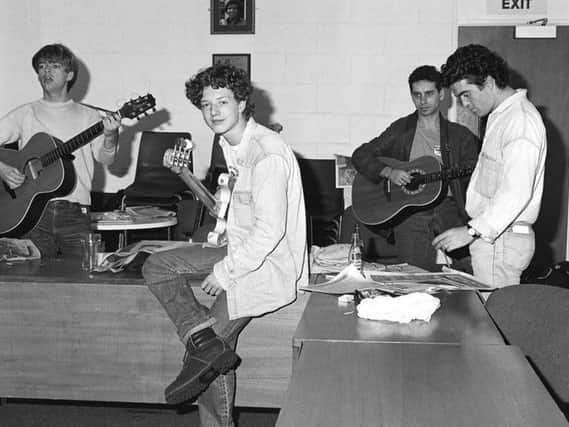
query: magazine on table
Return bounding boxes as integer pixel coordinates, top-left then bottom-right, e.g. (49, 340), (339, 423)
(95, 240), (197, 273)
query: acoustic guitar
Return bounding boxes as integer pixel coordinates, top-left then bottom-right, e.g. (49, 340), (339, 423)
(352, 155), (474, 226)
(0, 94), (156, 237)
(162, 138), (234, 246)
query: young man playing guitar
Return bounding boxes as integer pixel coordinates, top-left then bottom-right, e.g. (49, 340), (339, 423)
(142, 64), (308, 426)
(0, 43), (121, 257)
(351, 65), (480, 272)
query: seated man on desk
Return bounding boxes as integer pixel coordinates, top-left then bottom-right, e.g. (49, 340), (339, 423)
(351, 65), (480, 272)
(142, 64), (308, 426)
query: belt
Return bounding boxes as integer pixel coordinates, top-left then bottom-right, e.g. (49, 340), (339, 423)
(49, 200), (91, 214)
(507, 222), (532, 234)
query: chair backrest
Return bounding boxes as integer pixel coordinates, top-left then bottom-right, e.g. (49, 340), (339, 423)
(297, 158), (344, 247)
(486, 284), (569, 410)
(126, 131), (193, 198)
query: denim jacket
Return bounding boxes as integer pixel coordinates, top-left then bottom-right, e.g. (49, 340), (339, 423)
(213, 119), (308, 319)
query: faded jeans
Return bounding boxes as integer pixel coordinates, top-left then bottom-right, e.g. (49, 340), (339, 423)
(394, 197), (470, 272)
(22, 200), (91, 258)
(142, 245), (251, 427)
(470, 227), (535, 287)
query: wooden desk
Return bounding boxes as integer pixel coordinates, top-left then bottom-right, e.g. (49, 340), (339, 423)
(0, 257), (308, 407)
(277, 341), (569, 427)
(293, 291), (504, 358)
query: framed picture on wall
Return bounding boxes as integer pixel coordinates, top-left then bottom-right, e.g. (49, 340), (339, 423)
(211, 0), (255, 34)
(212, 54), (251, 79)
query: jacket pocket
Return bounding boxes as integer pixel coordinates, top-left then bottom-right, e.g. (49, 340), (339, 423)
(232, 191), (254, 228)
(474, 152), (500, 198)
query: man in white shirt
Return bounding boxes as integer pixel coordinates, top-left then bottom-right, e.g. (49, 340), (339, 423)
(0, 43), (121, 257)
(433, 44), (547, 287)
(142, 64), (308, 426)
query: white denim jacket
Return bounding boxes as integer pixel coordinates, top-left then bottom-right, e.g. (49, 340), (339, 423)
(213, 119), (308, 319)
(467, 89), (547, 242)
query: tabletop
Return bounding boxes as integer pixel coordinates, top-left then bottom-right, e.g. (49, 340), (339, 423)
(92, 216), (177, 231)
(293, 291), (504, 349)
(277, 341), (569, 427)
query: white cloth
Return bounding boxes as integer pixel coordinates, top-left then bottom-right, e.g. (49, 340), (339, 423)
(466, 89), (546, 243)
(0, 99), (116, 205)
(357, 292), (440, 323)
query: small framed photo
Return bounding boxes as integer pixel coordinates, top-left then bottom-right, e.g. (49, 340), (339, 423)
(212, 53), (251, 79)
(211, 0), (255, 34)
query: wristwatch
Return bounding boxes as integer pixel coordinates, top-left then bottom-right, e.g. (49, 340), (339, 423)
(466, 225), (480, 238)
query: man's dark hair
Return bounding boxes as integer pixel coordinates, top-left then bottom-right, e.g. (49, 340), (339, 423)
(32, 43), (78, 90)
(185, 64), (254, 118)
(408, 65), (442, 91)
(225, 0), (242, 12)
(440, 44), (510, 89)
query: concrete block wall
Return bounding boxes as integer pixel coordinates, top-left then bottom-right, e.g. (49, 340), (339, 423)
(1, 0), (568, 193)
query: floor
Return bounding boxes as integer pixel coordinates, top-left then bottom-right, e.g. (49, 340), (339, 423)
(0, 399), (279, 426)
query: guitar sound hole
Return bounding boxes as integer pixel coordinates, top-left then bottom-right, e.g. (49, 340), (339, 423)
(406, 172), (423, 191)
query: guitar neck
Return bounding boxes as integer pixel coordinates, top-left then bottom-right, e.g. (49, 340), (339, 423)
(177, 168), (218, 216)
(418, 166), (474, 184)
(41, 121), (104, 167)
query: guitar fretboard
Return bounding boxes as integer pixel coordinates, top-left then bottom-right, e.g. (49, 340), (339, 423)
(41, 122), (105, 167)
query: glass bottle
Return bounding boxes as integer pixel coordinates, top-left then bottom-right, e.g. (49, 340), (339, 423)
(348, 224), (364, 273)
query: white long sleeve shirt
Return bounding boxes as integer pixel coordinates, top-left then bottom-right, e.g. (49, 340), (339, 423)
(0, 99), (116, 205)
(467, 89), (546, 242)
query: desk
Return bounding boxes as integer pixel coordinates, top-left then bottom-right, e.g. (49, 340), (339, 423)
(277, 341), (568, 427)
(293, 291), (504, 358)
(0, 257), (308, 407)
(92, 216), (178, 248)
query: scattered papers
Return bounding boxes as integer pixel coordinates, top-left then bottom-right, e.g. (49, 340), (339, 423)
(304, 263), (492, 295)
(310, 244), (387, 274)
(0, 238), (41, 262)
(357, 292), (441, 323)
(95, 240), (197, 273)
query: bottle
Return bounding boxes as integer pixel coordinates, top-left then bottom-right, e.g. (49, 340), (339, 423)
(348, 224), (364, 273)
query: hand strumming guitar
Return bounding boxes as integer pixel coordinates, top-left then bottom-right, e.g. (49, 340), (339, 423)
(0, 161), (25, 189)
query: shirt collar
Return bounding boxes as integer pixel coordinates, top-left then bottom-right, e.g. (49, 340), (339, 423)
(491, 88), (527, 116)
(219, 117), (256, 155)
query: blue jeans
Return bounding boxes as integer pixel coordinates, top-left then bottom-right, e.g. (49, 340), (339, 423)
(23, 200), (91, 258)
(142, 245), (250, 427)
(394, 197), (470, 272)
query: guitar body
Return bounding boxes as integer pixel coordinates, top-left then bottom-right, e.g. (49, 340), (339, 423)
(0, 94), (156, 238)
(352, 156), (444, 226)
(0, 133), (76, 237)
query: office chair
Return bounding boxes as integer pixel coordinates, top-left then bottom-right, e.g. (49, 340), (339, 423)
(486, 284), (569, 417)
(297, 158), (344, 248)
(120, 131), (195, 210)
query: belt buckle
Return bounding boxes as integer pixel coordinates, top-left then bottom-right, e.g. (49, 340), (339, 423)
(511, 224), (530, 234)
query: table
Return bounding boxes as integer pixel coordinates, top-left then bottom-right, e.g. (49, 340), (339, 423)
(0, 257), (308, 407)
(92, 216), (178, 248)
(277, 341), (569, 427)
(293, 291), (504, 358)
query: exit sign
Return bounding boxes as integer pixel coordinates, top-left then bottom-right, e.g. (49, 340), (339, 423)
(487, 0), (547, 14)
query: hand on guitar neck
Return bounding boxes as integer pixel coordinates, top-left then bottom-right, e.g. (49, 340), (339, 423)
(163, 138), (235, 246)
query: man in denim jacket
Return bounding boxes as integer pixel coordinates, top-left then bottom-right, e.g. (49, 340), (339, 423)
(142, 64), (308, 426)
(433, 45), (546, 287)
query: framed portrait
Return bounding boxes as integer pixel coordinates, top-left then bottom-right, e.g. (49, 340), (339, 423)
(212, 54), (251, 79)
(211, 0), (255, 34)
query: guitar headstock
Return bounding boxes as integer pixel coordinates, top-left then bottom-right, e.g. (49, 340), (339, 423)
(118, 94), (156, 120)
(163, 137), (193, 169)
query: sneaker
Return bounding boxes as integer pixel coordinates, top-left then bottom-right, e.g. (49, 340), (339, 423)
(165, 327), (240, 405)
